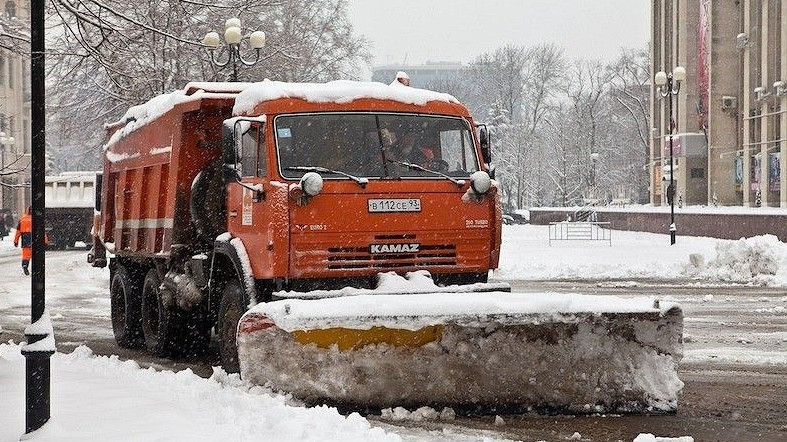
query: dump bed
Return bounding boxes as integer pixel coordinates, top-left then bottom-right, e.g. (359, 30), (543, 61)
(98, 83), (246, 257)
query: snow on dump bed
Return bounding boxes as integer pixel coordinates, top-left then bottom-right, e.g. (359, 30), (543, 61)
(103, 82), (252, 150)
(233, 79), (459, 116)
(247, 271), (679, 332)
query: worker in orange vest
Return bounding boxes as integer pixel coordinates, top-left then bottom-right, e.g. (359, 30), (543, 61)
(13, 207), (48, 275)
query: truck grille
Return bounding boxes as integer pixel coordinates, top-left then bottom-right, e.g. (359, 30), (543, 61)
(326, 234), (457, 270)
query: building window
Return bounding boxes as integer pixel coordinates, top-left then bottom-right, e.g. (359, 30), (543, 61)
(5, 1), (15, 18)
(0, 57), (5, 87)
(23, 119), (28, 153)
(8, 58), (13, 89)
(690, 168), (705, 179)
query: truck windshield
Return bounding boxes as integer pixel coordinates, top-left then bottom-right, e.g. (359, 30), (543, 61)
(275, 113), (480, 180)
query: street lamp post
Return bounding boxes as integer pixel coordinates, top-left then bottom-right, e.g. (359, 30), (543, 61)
(654, 66), (686, 246)
(0, 131), (14, 211)
(203, 18), (266, 82)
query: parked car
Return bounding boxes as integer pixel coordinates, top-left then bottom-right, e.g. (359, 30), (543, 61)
(503, 212), (529, 224)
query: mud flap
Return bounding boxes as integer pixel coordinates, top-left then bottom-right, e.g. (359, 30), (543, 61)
(236, 292), (683, 414)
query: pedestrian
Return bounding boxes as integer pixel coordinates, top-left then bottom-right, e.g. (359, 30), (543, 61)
(12, 206), (47, 275)
(0, 211), (7, 239)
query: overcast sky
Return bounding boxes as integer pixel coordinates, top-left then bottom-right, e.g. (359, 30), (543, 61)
(347, 0), (650, 72)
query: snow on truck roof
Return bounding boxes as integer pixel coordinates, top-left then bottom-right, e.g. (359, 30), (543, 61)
(104, 80), (459, 150)
(232, 79), (459, 115)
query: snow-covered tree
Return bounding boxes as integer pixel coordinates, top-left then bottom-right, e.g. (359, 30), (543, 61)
(44, 0), (370, 171)
(605, 48), (651, 203)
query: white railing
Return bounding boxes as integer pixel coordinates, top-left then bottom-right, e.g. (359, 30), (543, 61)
(548, 221), (612, 246)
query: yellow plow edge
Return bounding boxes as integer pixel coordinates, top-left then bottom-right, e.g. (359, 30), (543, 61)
(293, 325), (444, 350)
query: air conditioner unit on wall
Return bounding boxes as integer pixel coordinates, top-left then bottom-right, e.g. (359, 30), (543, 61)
(774, 81), (787, 97)
(721, 96), (737, 110)
(754, 86), (770, 102)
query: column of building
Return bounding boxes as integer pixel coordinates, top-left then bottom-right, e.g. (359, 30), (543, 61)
(782, 1), (787, 207)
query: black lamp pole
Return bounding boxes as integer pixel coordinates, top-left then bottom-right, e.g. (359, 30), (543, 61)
(668, 89), (676, 245)
(655, 67), (684, 245)
(24, 0), (54, 434)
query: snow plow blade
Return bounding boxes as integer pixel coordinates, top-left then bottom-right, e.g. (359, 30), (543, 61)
(237, 290), (683, 414)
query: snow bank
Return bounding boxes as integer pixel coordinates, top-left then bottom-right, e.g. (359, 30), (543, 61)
(0, 343), (401, 442)
(633, 434), (694, 442)
(498, 226), (787, 286)
(686, 234), (787, 285)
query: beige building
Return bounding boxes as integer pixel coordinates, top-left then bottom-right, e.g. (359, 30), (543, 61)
(0, 0), (31, 220)
(651, 0), (786, 207)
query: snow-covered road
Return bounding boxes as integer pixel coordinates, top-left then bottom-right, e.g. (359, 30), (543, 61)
(2, 225), (787, 441)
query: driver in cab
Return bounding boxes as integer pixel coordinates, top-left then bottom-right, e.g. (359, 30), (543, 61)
(388, 131), (439, 172)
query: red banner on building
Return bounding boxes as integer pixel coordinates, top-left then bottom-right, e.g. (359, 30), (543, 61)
(663, 136), (682, 156)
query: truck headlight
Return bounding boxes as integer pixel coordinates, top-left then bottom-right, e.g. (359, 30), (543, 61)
(300, 172), (323, 197)
(470, 171), (491, 195)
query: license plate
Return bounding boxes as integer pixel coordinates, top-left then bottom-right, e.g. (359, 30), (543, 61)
(367, 198), (421, 213)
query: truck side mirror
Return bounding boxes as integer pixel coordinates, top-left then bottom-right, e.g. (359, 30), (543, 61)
(222, 163), (241, 183)
(487, 163), (496, 180)
(221, 120), (240, 165)
(478, 125), (491, 164)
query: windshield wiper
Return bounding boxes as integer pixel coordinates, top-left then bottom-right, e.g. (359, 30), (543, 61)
(284, 166), (369, 188)
(386, 159), (466, 188)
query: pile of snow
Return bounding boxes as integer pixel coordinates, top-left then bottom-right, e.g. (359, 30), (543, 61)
(254, 287), (679, 332)
(0, 343), (401, 442)
(686, 234), (787, 284)
(239, 288), (683, 413)
(274, 270), (509, 301)
(633, 435), (694, 442)
(380, 406), (455, 422)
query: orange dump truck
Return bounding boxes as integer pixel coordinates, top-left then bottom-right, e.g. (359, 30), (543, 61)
(90, 80), (683, 413)
(90, 80), (502, 365)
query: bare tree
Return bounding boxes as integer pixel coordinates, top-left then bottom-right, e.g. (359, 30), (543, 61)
(516, 43), (566, 207)
(43, 0), (370, 172)
(563, 59), (610, 201)
(466, 45), (527, 123)
(605, 47), (651, 202)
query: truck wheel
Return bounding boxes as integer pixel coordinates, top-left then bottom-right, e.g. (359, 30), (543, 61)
(218, 279), (245, 373)
(110, 265), (144, 348)
(143, 269), (210, 358)
(141, 268), (172, 357)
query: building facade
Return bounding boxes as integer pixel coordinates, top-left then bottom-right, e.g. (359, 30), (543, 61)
(0, 0), (31, 220)
(651, 0), (786, 207)
(371, 62), (467, 88)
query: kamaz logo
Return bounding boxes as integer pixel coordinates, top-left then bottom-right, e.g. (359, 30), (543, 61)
(370, 243), (420, 254)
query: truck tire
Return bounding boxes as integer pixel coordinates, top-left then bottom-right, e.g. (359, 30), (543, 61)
(141, 268), (172, 357)
(143, 269), (210, 358)
(110, 264), (144, 348)
(218, 279), (245, 373)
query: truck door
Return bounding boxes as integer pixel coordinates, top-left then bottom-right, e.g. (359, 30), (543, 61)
(226, 120), (288, 280)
